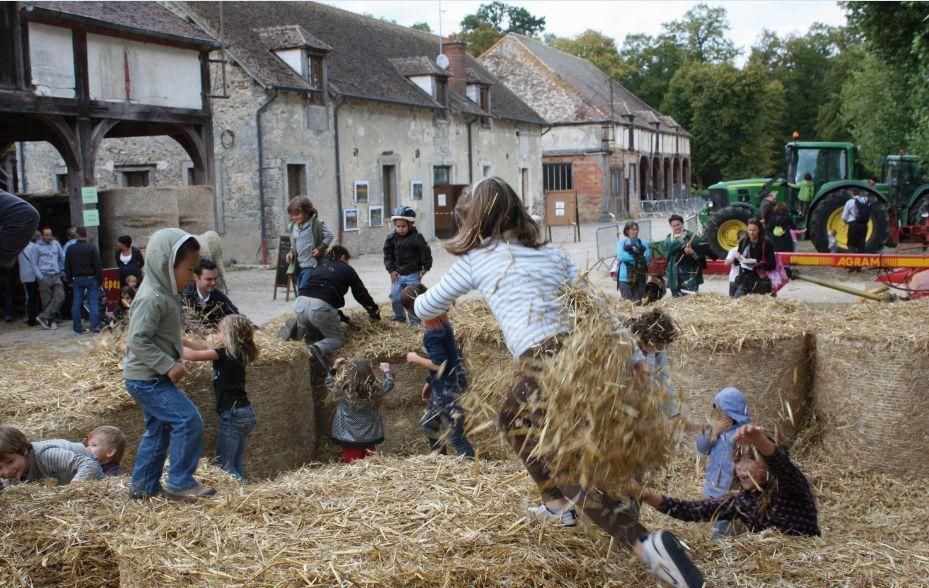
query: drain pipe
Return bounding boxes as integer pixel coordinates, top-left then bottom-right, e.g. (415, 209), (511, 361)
(256, 89), (279, 264)
(466, 116), (479, 184)
(333, 96), (348, 241)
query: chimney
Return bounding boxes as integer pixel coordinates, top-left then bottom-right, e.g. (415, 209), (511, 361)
(442, 41), (468, 95)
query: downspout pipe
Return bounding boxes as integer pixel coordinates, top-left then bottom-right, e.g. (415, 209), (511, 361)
(333, 96), (348, 242)
(467, 116), (479, 184)
(256, 89), (279, 265)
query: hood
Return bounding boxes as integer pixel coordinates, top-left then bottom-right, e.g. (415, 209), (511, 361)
(714, 387), (750, 425)
(139, 228), (195, 297)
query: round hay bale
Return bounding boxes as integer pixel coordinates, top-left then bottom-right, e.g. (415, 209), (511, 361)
(655, 294), (813, 445)
(98, 187), (179, 263)
(176, 185), (216, 235)
(812, 300), (929, 477)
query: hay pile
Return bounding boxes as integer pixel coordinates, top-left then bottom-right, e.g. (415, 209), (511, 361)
(811, 298), (929, 476)
(0, 326), (315, 479)
(649, 294), (814, 445)
(2, 450), (927, 587)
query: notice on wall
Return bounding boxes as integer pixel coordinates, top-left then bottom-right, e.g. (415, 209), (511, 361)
(81, 186), (98, 204)
(82, 209), (100, 227)
(437, 193), (447, 207)
(555, 201), (565, 216)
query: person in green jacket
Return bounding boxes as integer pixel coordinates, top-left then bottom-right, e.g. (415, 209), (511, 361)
(663, 215), (708, 297)
(124, 228), (215, 501)
(789, 173), (815, 215)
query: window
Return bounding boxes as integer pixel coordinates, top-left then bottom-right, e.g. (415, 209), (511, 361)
(119, 169), (151, 187)
(788, 148), (847, 184)
(435, 78), (448, 121)
(433, 166), (451, 185)
(479, 86), (491, 128)
(543, 163), (573, 191)
(307, 54), (324, 106)
(55, 173), (68, 193)
(287, 164), (306, 197)
(482, 165), (492, 178)
(382, 165), (396, 210)
(410, 180), (423, 200)
(185, 164), (196, 186)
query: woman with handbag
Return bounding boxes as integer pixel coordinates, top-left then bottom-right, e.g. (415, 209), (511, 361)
(733, 219), (776, 298)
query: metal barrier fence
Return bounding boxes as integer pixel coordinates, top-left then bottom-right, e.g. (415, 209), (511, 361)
(639, 196), (706, 217)
(595, 224), (620, 268)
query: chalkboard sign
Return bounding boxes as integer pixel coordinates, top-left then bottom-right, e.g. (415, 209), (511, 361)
(272, 235), (293, 301)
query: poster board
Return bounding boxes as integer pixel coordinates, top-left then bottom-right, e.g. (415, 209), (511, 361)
(544, 191), (581, 242)
(273, 235), (293, 301)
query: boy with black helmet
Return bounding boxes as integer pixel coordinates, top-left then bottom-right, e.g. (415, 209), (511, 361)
(383, 206), (432, 324)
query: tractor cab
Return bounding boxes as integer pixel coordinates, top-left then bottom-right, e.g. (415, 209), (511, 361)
(784, 142), (858, 195)
(880, 155), (923, 205)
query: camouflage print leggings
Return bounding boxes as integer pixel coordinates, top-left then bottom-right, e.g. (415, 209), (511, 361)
(498, 351), (647, 548)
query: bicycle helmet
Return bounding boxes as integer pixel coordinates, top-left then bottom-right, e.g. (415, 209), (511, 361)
(391, 205), (416, 223)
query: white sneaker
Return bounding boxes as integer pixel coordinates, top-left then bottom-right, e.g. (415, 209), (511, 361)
(640, 530), (704, 588)
(528, 502), (578, 528)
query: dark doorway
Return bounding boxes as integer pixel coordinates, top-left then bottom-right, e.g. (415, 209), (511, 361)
(383, 165), (396, 212)
(434, 183), (467, 239)
(610, 166), (624, 216)
(287, 163), (306, 197)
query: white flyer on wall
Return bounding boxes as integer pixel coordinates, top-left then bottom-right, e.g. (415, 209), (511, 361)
(438, 193), (447, 207)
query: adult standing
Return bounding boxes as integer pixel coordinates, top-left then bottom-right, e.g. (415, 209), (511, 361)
(0, 257), (15, 323)
(65, 227), (103, 334)
(616, 221), (650, 303)
(767, 202), (795, 253)
(759, 191), (777, 229)
(195, 230), (227, 293)
(733, 219), (776, 298)
(17, 232), (41, 326)
(115, 235), (145, 286)
(0, 189), (40, 267)
(842, 193), (871, 272)
(663, 215), (707, 297)
(33, 227), (65, 329)
(294, 245), (380, 368)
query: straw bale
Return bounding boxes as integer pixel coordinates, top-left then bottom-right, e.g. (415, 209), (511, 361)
(176, 185), (217, 236)
(649, 294), (814, 445)
(0, 327), (316, 480)
(3, 450), (928, 587)
(811, 299), (929, 476)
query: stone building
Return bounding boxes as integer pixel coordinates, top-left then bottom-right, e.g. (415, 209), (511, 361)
(2, 1), (217, 246)
(480, 33), (692, 221)
(21, 2), (547, 264)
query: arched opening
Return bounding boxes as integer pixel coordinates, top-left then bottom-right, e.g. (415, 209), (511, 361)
(639, 157), (649, 201)
(672, 158), (681, 198)
(651, 158), (661, 201)
(663, 158), (672, 199)
(682, 159), (691, 195)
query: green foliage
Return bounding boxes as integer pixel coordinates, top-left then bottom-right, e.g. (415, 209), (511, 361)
(410, 22), (432, 33)
(544, 30), (633, 80)
(458, 1), (546, 56)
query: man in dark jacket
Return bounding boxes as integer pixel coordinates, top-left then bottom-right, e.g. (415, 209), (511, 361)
(0, 189), (40, 267)
(383, 206), (432, 324)
(297, 245), (380, 367)
(64, 227), (103, 334)
(183, 258), (240, 328)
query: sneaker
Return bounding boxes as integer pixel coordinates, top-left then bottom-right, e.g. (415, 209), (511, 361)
(640, 530), (704, 588)
(51, 321), (59, 330)
(37, 316), (51, 329)
(160, 483), (216, 502)
(528, 502), (579, 528)
(308, 344), (328, 369)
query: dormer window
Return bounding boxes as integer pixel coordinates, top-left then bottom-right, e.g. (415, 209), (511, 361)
(467, 83), (491, 128)
(256, 25), (331, 107)
(390, 56), (450, 120)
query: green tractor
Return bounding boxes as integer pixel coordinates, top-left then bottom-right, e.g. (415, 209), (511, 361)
(880, 154), (929, 243)
(700, 140), (893, 256)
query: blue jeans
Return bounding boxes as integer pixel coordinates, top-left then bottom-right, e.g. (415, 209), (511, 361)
(297, 266), (316, 291)
(216, 405), (256, 483)
(71, 276), (100, 332)
(423, 387), (474, 457)
(125, 376), (204, 495)
(389, 273), (422, 324)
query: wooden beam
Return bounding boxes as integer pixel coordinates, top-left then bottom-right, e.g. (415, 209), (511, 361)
(0, 93), (211, 124)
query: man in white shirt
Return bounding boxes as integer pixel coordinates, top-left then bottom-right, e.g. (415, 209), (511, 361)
(841, 194), (871, 270)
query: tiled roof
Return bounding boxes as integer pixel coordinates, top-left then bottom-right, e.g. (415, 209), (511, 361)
(390, 56), (449, 78)
(502, 34), (685, 133)
(255, 25), (332, 53)
(183, 1), (545, 124)
(26, 1), (216, 45)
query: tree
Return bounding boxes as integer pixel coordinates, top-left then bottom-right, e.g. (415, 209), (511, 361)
(663, 3), (739, 64)
(619, 33), (685, 110)
(458, 2), (546, 56)
(544, 30), (633, 80)
(411, 22), (432, 33)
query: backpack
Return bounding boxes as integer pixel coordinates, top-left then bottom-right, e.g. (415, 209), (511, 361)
(854, 197), (872, 223)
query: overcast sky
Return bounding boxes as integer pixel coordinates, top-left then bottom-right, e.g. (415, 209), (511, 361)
(322, 1), (847, 64)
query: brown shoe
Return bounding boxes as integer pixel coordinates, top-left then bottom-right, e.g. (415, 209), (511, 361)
(160, 483), (216, 501)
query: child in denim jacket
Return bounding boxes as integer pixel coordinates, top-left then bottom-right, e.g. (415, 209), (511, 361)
(696, 386), (750, 537)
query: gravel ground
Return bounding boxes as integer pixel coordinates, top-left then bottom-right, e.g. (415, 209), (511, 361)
(0, 224), (889, 359)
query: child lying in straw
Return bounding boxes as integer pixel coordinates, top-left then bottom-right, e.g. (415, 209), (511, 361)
(0, 424), (104, 488)
(412, 176), (704, 588)
(636, 424), (820, 537)
(37, 425), (126, 477)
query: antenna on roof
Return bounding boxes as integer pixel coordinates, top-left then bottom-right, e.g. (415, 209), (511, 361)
(436, 0), (449, 69)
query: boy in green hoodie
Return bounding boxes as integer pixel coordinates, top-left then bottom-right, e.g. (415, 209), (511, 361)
(124, 228), (214, 500)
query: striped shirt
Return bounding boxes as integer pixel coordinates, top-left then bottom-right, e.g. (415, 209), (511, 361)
(1, 440), (105, 487)
(414, 241), (578, 358)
